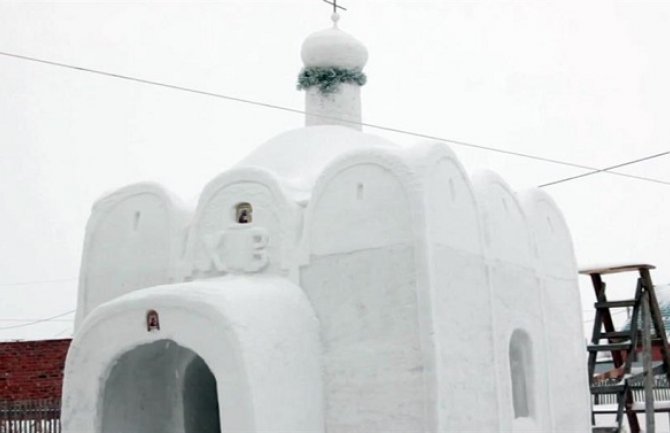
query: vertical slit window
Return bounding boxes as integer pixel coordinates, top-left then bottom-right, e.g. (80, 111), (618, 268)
(509, 329), (533, 419)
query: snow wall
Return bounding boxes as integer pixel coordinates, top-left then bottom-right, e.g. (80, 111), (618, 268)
(64, 126), (590, 433)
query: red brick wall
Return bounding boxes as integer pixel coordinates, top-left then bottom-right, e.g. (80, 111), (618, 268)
(0, 339), (71, 401)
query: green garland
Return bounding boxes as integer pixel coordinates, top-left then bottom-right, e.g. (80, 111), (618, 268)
(297, 67), (367, 94)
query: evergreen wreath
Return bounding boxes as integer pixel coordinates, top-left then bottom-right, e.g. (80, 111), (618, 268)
(297, 67), (367, 94)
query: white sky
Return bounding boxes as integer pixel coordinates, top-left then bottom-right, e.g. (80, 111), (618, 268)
(1, 0), (669, 341)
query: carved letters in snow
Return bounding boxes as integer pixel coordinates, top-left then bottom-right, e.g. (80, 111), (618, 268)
(194, 225), (269, 274)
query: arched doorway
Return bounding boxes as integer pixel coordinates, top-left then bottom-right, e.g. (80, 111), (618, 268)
(101, 340), (221, 433)
(183, 353), (221, 433)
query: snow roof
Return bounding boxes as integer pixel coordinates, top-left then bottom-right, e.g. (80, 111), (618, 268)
(236, 125), (397, 200)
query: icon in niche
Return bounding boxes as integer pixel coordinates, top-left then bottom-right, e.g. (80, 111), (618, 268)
(146, 310), (160, 332)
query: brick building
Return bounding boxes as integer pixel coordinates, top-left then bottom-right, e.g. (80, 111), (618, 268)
(0, 339), (71, 401)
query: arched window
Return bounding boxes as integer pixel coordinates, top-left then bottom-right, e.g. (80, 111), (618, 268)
(509, 329), (533, 419)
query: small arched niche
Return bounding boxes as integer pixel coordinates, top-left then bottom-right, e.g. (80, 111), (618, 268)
(101, 340), (221, 433)
(509, 329), (534, 419)
(235, 202), (253, 224)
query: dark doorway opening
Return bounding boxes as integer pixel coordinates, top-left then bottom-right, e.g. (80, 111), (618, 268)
(101, 340), (221, 433)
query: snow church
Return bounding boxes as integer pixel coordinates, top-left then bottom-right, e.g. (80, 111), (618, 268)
(61, 12), (592, 433)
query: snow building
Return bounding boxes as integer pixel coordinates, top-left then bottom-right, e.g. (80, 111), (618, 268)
(61, 13), (592, 433)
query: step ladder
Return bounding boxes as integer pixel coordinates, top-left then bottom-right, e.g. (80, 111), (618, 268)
(581, 264), (670, 433)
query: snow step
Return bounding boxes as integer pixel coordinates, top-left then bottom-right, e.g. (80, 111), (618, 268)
(580, 263), (655, 276)
(600, 331), (665, 344)
(592, 407), (621, 414)
(594, 300), (636, 309)
(593, 399), (670, 413)
(587, 342), (632, 352)
(592, 426), (619, 433)
(591, 383), (626, 394)
(631, 400), (670, 411)
(600, 331), (633, 339)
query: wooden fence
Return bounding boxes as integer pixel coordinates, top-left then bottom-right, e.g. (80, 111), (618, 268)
(0, 400), (61, 433)
(593, 375), (670, 406)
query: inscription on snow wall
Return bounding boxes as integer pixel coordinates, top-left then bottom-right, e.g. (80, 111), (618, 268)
(191, 225), (270, 275)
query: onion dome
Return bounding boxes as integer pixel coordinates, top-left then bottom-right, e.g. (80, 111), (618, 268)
(301, 13), (368, 70)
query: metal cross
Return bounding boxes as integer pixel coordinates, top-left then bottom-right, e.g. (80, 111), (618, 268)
(322, 0), (346, 13)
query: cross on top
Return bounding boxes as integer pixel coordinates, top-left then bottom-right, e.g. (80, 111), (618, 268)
(322, 0), (346, 13)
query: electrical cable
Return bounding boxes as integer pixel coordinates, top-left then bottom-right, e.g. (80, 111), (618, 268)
(0, 310), (75, 331)
(1, 50), (669, 188)
(0, 318), (72, 323)
(0, 50), (668, 331)
(0, 277), (76, 287)
(583, 309), (629, 323)
(52, 326), (73, 338)
(540, 151), (670, 188)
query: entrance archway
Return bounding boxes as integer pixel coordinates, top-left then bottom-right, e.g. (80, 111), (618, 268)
(183, 353), (221, 433)
(101, 340), (221, 433)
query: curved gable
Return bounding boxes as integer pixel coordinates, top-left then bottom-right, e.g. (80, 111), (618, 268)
(77, 183), (186, 328)
(519, 189), (590, 432)
(422, 144), (499, 431)
(472, 171), (552, 432)
(185, 168), (298, 280)
(303, 149), (414, 257)
(300, 149), (431, 432)
(473, 171), (534, 266)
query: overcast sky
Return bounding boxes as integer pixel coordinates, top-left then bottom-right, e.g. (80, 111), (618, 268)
(1, 0), (669, 341)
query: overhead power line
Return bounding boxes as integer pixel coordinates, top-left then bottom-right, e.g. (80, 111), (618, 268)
(52, 326), (73, 338)
(0, 310), (75, 331)
(583, 309), (629, 323)
(540, 151), (670, 188)
(1, 50), (669, 188)
(0, 318), (72, 323)
(0, 277), (76, 287)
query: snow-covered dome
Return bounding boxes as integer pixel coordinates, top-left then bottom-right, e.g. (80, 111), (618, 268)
(301, 14), (368, 69)
(237, 125), (395, 198)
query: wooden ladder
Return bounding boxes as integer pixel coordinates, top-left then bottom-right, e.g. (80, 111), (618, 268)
(582, 264), (670, 433)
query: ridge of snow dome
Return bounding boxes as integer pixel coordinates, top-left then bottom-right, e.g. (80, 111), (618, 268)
(236, 125), (397, 201)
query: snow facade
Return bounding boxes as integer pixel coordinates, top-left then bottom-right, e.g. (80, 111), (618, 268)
(61, 125), (591, 433)
(61, 16), (591, 433)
